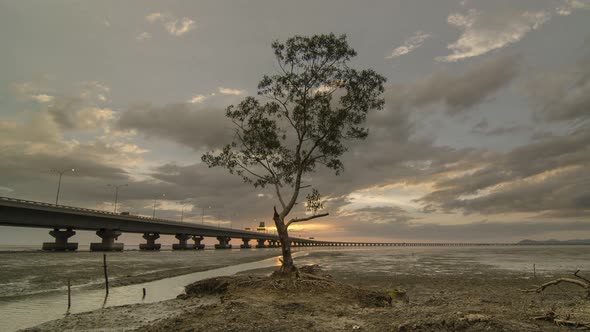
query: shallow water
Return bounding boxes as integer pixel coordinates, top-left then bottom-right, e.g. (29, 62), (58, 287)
(0, 251), (297, 332)
(0, 246), (279, 298)
(295, 246), (590, 277)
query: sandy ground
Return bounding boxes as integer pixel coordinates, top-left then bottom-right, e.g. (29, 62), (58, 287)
(24, 264), (590, 332)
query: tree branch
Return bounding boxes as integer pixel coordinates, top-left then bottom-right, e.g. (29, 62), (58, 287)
(286, 212), (329, 228)
(523, 278), (589, 294)
(274, 183), (287, 209)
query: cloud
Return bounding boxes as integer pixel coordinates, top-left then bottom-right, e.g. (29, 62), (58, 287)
(30, 94), (54, 103)
(218, 87), (246, 95)
(390, 54), (521, 115)
(438, 2), (590, 62)
(112, 50), (582, 231)
(145, 12), (164, 23)
(12, 80), (54, 103)
(188, 95), (208, 104)
(145, 12), (195, 37)
(136, 32), (152, 41)
(115, 72), (508, 221)
(117, 103), (232, 151)
(339, 205), (416, 224)
(416, 124), (590, 217)
(556, 0), (590, 16)
(0, 113), (135, 193)
(79, 81), (110, 102)
(48, 97), (115, 131)
(526, 53), (590, 122)
(470, 119), (529, 136)
(386, 31), (431, 59)
(44, 81), (114, 132)
(164, 18), (195, 36)
(437, 9), (550, 62)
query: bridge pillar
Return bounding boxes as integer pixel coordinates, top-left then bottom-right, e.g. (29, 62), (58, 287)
(140, 232), (161, 250)
(90, 229), (123, 251)
(192, 235), (205, 250)
(240, 238), (252, 249)
(215, 236), (232, 249)
(42, 228), (78, 251)
(255, 239), (266, 248)
(173, 233), (193, 250)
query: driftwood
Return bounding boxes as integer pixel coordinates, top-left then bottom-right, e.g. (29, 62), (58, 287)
(523, 270), (590, 298)
(533, 311), (590, 329)
(526, 271), (590, 329)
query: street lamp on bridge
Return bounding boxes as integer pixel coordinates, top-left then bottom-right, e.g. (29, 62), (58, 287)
(107, 184), (127, 213)
(201, 205), (211, 224)
(50, 168), (75, 206)
(152, 193), (165, 218)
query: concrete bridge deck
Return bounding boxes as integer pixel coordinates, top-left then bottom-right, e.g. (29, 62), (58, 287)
(0, 196), (514, 251)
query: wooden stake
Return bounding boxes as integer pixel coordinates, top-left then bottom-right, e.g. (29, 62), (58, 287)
(142, 287), (146, 299)
(103, 254), (109, 296)
(67, 278), (71, 310)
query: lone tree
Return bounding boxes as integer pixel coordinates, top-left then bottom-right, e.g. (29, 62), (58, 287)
(203, 34), (385, 274)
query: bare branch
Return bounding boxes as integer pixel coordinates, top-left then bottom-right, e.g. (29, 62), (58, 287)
(574, 270), (590, 284)
(523, 277), (589, 296)
(286, 212), (329, 228)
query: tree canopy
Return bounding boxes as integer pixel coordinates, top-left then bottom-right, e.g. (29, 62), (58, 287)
(203, 33), (386, 273)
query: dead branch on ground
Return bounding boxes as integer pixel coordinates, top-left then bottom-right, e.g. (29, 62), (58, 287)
(522, 270), (590, 299)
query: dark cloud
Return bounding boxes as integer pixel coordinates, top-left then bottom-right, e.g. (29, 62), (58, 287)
(526, 53), (590, 122)
(390, 54), (521, 115)
(417, 124), (590, 216)
(341, 205), (416, 224)
(47, 96), (84, 130)
(471, 119), (530, 136)
(117, 103), (232, 151)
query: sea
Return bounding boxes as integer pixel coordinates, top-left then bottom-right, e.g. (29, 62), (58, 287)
(0, 245), (588, 331)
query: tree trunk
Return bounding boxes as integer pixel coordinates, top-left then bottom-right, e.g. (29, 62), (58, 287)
(273, 208), (295, 274)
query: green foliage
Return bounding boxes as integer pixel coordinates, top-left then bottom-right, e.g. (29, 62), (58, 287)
(202, 33), (385, 216)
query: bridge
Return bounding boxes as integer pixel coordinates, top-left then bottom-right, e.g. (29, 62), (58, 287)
(0, 196), (513, 251)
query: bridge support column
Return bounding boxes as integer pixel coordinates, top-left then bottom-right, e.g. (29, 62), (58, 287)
(214, 236), (232, 249)
(90, 229), (123, 251)
(173, 233), (193, 250)
(255, 239), (266, 248)
(42, 228), (78, 251)
(140, 232), (161, 250)
(192, 236), (205, 250)
(240, 238), (252, 249)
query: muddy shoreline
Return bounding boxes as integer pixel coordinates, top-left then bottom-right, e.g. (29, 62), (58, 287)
(26, 256), (590, 332)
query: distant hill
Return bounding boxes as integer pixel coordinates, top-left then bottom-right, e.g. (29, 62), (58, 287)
(518, 239), (590, 245)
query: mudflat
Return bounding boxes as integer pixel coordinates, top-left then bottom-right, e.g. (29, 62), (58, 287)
(26, 262), (590, 331)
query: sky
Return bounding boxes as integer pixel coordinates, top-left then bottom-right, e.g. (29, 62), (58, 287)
(0, 0), (589, 246)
